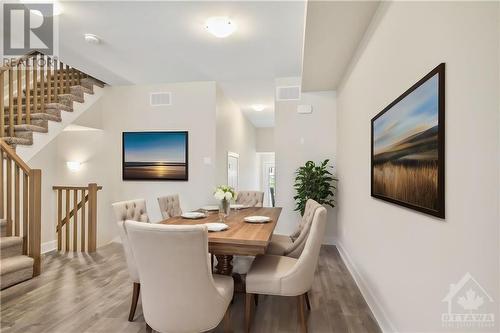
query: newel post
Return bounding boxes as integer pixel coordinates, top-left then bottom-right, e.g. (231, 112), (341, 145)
(88, 183), (98, 252)
(29, 169), (41, 276)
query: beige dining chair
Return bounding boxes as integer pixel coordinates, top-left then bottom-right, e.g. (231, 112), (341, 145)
(244, 204), (327, 333)
(236, 191), (264, 207)
(125, 220), (234, 333)
(157, 194), (183, 219)
(112, 199), (150, 322)
(267, 199), (322, 258)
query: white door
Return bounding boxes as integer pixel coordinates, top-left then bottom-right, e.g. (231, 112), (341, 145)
(227, 152), (239, 190)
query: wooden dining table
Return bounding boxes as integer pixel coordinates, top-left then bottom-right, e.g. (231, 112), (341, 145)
(160, 207), (282, 276)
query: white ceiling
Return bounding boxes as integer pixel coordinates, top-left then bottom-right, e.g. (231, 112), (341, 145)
(301, 1), (379, 91)
(56, 1), (307, 127)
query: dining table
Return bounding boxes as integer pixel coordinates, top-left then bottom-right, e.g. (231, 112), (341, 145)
(160, 206), (282, 277)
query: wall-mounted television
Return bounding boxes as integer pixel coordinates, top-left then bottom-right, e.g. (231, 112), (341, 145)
(122, 131), (188, 181)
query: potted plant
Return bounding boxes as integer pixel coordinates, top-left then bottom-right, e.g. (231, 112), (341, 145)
(293, 159), (337, 215)
(214, 185), (237, 217)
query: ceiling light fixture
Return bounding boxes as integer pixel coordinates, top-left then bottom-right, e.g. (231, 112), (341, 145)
(66, 161), (82, 172)
(205, 17), (237, 38)
(84, 34), (101, 44)
(252, 104), (266, 112)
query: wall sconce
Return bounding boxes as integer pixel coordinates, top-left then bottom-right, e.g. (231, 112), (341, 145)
(66, 161), (82, 172)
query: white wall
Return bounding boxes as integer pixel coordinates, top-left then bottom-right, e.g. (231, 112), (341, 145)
(215, 86), (259, 191)
(274, 82), (337, 244)
(256, 128), (274, 152)
(336, 2), (499, 332)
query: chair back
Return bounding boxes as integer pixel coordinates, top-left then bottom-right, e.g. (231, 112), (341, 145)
(286, 199), (322, 258)
(124, 220), (230, 332)
(112, 199), (150, 283)
(157, 194), (183, 219)
(236, 191), (264, 207)
(282, 204), (327, 295)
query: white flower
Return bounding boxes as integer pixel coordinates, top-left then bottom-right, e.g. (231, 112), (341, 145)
(225, 192), (233, 200)
(214, 189), (225, 201)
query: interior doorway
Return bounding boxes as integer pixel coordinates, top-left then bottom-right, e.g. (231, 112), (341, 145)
(258, 152), (275, 207)
(227, 152), (239, 190)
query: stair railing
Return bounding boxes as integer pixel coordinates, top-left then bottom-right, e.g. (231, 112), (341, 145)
(1, 51), (89, 139)
(53, 184), (102, 252)
(0, 139), (41, 275)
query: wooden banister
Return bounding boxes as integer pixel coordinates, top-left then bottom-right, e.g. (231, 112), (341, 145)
(0, 138), (42, 276)
(53, 183), (102, 252)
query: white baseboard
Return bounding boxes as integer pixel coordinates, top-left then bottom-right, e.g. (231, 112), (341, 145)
(336, 241), (396, 333)
(41, 240), (57, 254)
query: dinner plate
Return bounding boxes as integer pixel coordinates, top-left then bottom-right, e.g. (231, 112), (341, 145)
(201, 205), (219, 211)
(181, 212), (206, 219)
(230, 204), (248, 210)
(205, 222), (229, 232)
(244, 216), (271, 223)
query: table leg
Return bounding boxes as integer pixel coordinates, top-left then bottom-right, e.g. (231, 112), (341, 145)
(215, 254), (233, 275)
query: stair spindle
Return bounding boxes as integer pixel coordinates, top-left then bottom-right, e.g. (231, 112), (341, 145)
(59, 62), (64, 95)
(65, 65), (70, 94)
(25, 59), (31, 125)
(8, 69), (14, 137)
(40, 56), (45, 113)
(23, 171), (28, 254)
(0, 150), (3, 218)
(65, 189), (70, 251)
(73, 189), (78, 251)
(1, 71), (4, 137)
(6, 156), (12, 236)
(57, 189), (62, 251)
(16, 64), (22, 125)
(33, 57), (38, 116)
(47, 57), (52, 105)
(81, 188), (86, 252)
(14, 165), (20, 236)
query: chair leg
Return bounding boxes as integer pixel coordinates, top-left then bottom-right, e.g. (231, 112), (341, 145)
(305, 292), (311, 311)
(128, 282), (140, 322)
(223, 306), (232, 333)
(245, 293), (254, 333)
(297, 294), (308, 333)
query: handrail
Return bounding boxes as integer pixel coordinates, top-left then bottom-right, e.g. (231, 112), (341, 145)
(0, 139), (31, 173)
(52, 185), (103, 191)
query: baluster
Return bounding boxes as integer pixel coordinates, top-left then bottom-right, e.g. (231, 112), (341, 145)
(65, 65), (70, 93)
(25, 59), (31, 124)
(59, 61), (64, 95)
(23, 172), (28, 254)
(77, 70), (81, 86)
(47, 57), (52, 105)
(73, 189), (78, 251)
(72, 68), (77, 87)
(33, 57), (38, 115)
(1, 71), (4, 137)
(65, 189), (70, 251)
(28, 169), (41, 276)
(8, 69), (14, 137)
(14, 164), (19, 236)
(40, 56), (45, 113)
(81, 189), (86, 252)
(16, 63), (22, 125)
(57, 189), (62, 251)
(0, 150), (3, 219)
(6, 156), (12, 236)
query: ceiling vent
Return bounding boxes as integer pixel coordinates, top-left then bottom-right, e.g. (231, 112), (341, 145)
(276, 85), (301, 101)
(150, 92), (172, 106)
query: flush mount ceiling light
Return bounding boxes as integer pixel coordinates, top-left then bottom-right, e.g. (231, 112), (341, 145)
(66, 161), (82, 172)
(252, 104), (266, 112)
(84, 34), (101, 44)
(205, 17), (237, 38)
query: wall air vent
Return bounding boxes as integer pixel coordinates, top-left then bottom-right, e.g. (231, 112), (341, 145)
(276, 85), (301, 101)
(150, 92), (172, 106)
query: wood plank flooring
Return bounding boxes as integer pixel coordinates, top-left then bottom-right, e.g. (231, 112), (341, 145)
(0, 243), (381, 333)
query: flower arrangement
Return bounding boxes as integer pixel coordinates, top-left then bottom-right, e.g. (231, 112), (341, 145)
(214, 185), (236, 217)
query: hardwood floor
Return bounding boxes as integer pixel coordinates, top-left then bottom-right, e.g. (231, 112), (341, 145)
(0, 243), (381, 333)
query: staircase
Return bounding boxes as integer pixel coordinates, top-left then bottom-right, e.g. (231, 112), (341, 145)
(1, 51), (105, 157)
(0, 52), (105, 289)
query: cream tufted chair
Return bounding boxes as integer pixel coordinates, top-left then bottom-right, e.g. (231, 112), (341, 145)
(125, 221), (234, 333)
(236, 191), (264, 207)
(112, 199), (150, 322)
(245, 203), (327, 333)
(157, 194), (183, 220)
(267, 199), (322, 259)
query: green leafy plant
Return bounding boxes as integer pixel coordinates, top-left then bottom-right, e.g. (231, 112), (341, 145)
(293, 159), (337, 216)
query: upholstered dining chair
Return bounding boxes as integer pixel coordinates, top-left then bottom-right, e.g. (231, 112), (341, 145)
(267, 199), (322, 259)
(244, 203), (327, 333)
(157, 194), (183, 219)
(236, 191), (264, 207)
(125, 220), (234, 333)
(112, 199), (150, 322)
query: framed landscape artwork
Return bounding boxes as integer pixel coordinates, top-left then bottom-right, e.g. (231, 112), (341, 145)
(371, 63), (445, 218)
(122, 131), (188, 181)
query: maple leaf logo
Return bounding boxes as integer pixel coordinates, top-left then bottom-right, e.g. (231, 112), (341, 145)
(457, 289), (484, 311)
